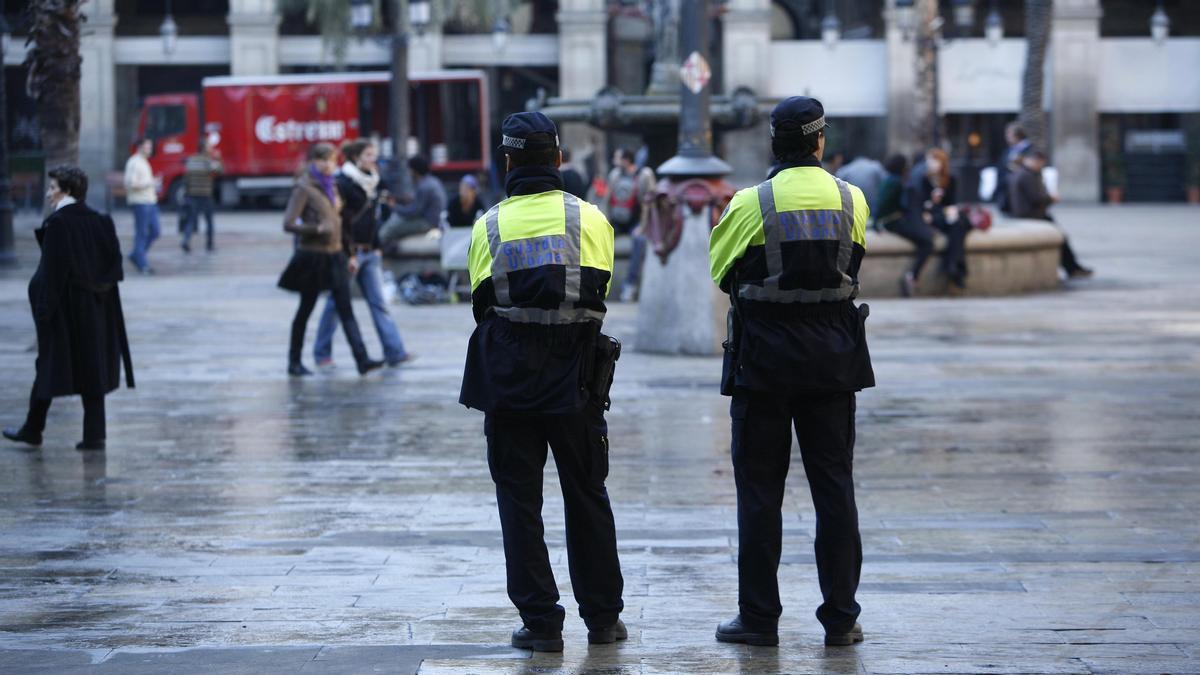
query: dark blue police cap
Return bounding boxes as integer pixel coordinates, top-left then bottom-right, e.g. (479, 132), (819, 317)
(500, 112), (560, 152)
(770, 96), (830, 139)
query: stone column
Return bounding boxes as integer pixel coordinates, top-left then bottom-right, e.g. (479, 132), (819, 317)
(79, 0), (118, 209)
(1051, 0), (1101, 202)
(556, 0), (608, 169)
(720, 0), (771, 186)
(884, 0), (918, 159)
(229, 0), (280, 76)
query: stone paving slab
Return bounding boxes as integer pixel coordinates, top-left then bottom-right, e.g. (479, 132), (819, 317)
(1, 206), (1199, 673)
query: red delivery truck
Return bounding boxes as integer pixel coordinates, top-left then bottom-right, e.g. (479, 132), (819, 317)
(134, 70), (489, 207)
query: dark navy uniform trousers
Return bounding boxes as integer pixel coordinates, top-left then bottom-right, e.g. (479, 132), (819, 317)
(485, 401), (624, 632)
(730, 388), (862, 633)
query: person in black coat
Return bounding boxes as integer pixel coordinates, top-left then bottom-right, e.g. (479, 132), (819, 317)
(4, 166), (134, 451)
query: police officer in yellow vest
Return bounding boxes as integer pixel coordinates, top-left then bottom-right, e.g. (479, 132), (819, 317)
(460, 112), (626, 652)
(709, 96), (874, 648)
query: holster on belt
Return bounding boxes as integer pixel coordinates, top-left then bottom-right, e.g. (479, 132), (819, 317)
(720, 306), (742, 396)
(588, 333), (622, 410)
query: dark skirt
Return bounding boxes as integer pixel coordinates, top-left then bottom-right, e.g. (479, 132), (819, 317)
(278, 249), (349, 294)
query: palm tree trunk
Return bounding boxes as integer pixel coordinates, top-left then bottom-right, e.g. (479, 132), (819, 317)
(24, 0), (84, 170)
(912, 0), (941, 151)
(1020, 0), (1051, 152)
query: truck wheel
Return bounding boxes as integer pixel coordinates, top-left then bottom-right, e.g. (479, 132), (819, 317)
(167, 179), (187, 211)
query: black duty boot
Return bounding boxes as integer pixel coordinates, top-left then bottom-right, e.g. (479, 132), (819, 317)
(76, 439), (106, 451)
(510, 626), (564, 652)
(825, 622), (864, 646)
(587, 619), (628, 645)
(288, 363), (313, 377)
(715, 615), (778, 647)
(3, 426), (42, 447)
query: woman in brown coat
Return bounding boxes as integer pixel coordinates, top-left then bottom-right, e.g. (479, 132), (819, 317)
(278, 143), (383, 376)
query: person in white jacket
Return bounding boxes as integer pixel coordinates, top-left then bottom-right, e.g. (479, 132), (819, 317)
(124, 139), (160, 274)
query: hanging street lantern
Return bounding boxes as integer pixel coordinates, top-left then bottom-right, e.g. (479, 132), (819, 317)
(984, 1), (1003, 46)
(951, 0), (974, 31)
(350, 0), (374, 32)
(410, 0), (431, 36)
(160, 0), (178, 55)
(894, 0), (916, 42)
(1150, 2), (1170, 45)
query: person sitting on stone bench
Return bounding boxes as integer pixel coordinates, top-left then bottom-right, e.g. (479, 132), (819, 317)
(379, 155), (447, 253)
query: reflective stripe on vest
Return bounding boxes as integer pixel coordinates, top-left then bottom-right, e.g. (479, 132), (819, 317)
(484, 192), (604, 325)
(738, 175), (858, 303)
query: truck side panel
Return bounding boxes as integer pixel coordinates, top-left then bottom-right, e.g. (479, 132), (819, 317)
(204, 82), (360, 179)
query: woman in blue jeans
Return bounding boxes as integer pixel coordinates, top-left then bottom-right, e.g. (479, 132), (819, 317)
(313, 140), (413, 368)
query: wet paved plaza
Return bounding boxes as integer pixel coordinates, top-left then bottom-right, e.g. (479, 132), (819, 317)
(1, 205), (1198, 673)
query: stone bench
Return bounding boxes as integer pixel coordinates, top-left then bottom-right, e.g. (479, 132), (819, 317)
(860, 218), (1066, 297)
(383, 231), (638, 282)
(383, 218), (1066, 299)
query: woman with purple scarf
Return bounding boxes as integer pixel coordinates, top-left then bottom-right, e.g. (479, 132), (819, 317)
(278, 143), (383, 376)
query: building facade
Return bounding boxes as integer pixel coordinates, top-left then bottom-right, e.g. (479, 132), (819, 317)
(2, 0), (1198, 206)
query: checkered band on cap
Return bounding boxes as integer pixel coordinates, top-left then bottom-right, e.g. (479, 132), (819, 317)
(501, 134), (559, 150)
(769, 116), (826, 138)
(800, 116), (826, 136)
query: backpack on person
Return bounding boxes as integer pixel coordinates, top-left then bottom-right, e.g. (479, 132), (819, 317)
(608, 171), (639, 230)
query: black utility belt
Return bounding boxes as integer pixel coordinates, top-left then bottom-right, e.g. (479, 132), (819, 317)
(738, 299), (859, 320)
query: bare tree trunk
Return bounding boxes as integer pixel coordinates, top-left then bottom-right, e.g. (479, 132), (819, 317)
(1021, 0), (1051, 152)
(912, 0), (940, 152)
(24, 0), (84, 170)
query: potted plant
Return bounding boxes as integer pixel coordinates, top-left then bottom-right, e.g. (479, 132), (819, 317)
(1101, 122), (1125, 204)
(1104, 156), (1126, 204)
(1187, 125), (1200, 204)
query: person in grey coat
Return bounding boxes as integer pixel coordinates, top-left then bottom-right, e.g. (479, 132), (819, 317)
(1008, 149), (1093, 279)
(378, 155), (447, 249)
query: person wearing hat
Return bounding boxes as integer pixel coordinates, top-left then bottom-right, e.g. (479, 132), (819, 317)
(708, 96), (875, 648)
(459, 111), (626, 652)
(445, 174), (488, 228)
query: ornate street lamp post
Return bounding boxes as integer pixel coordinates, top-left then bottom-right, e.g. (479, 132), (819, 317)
(352, 0), (425, 197)
(656, 0), (730, 178)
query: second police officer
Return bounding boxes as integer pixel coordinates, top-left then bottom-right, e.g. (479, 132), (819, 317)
(708, 96), (875, 648)
(460, 112), (626, 652)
